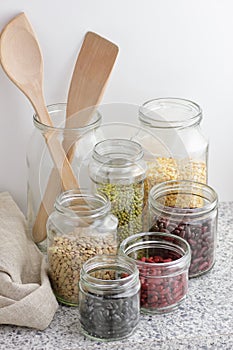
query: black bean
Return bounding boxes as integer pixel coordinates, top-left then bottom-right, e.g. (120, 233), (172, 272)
(79, 293), (139, 339)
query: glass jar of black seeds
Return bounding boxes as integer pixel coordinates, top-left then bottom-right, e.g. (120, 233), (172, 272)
(89, 139), (147, 244)
(79, 254), (140, 341)
(47, 189), (118, 306)
(149, 180), (218, 277)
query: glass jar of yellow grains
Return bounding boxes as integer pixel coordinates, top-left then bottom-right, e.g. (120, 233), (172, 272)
(139, 98), (208, 208)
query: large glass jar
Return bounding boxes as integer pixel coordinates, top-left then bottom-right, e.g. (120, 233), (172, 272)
(47, 189), (118, 306)
(148, 180), (218, 277)
(139, 98), (209, 200)
(79, 254), (140, 341)
(27, 103), (101, 250)
(89, 139), (147, 244)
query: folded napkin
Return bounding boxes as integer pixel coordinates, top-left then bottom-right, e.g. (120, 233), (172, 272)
(0, 192), (58, 330)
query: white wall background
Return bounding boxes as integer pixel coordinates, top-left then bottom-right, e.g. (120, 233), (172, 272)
(0, 0), (232, 213)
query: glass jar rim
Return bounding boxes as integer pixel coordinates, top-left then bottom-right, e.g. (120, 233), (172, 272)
(33, 103), (102, 132)
(139, 97), (202, 129)
(119, 231), (191, 269)
(92, 138), (144, 166)
(55, 189), (111, 219)
(149, 180), (218, 218)
(80, 254), (139, 292)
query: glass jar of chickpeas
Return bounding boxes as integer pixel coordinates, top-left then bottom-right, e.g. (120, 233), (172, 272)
(47, 189), (118, 306)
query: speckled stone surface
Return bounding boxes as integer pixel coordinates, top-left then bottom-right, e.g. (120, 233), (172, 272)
(1, 202), (233, 350)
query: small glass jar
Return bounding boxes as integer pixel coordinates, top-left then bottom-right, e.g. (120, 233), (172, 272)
(139, 98), (209, 203)
(47, 189), (118, 306)
(79, 254), (140, 341)
(120, 232), (191, 314)
(89, 139), (147, 244)
(148, 180), (218, 277)
(27, 103), (102, 250)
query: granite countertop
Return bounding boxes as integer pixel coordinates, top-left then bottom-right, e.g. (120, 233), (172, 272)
(1, 202), (233, 350)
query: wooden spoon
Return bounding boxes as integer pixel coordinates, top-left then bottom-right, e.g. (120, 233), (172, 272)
(32, 31), (119, 242)
(0, 13), (78, 191)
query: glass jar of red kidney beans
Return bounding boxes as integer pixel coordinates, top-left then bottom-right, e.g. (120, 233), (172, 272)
(120, 232), (191, 314)
(148, 180), (218, 277)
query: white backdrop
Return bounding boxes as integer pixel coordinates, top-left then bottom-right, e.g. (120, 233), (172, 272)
(0, 0), (232, 213)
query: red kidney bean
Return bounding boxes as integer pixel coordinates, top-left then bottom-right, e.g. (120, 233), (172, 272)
(137, 254), (188, 311)
(150, 215), (216, 277)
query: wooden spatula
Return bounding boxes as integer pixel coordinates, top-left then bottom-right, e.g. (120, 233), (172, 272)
(32, 31), (119, 243)
(64, 31), (119, 159)
(0, 13), (78, 191)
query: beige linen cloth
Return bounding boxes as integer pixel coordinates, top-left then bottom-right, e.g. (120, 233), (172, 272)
(0, 192), (58, 330)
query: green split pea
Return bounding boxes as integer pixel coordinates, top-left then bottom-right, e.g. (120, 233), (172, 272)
(97, 181), (145, 243)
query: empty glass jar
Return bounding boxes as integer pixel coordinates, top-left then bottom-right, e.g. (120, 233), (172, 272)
(27, 103), (101, 251)
(148, 180), (218, 277)
(47, 189), (118, 306)
(89, 139), (147, 244)
(139, 98), (209, 199)
(79, 254), (140, 340)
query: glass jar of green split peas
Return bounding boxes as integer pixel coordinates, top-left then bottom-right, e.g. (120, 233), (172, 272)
(89, 139), (147, 244)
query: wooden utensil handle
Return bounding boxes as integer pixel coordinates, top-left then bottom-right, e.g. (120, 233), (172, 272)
(45, 131), (78, 189)
(32, 136), (80, 243)
(32, 167), (61, 243)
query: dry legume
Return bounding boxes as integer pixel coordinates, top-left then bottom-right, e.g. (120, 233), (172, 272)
(145, 158), (207, 207)
(97, 182), (145, 243)
(150, 216), (215, 277)
(48, 229), (117, 305)
(79, 278), (139, 340)
(139, 253), (188, 310)
(79, 254), (140, 340)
